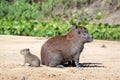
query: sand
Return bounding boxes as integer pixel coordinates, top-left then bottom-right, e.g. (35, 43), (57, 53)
(0, 35), (120, 80)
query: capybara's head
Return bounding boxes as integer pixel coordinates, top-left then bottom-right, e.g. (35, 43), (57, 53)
(20, 48), (30, 55)
(70, 26), (93, 43)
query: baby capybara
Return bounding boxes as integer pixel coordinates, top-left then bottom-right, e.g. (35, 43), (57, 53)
(41, 26), (93, 68)
(20, 48), (40, 67)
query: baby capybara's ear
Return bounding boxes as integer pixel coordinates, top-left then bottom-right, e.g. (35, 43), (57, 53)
(25, 48), (30, 52)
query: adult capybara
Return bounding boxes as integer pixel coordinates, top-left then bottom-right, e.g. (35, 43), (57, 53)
(41, 26), (93, 68)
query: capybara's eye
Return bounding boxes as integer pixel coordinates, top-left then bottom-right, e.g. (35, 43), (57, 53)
(75, 26), (78, 29)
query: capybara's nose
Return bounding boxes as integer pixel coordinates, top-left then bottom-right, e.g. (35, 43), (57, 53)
(90, 35), (93, 39)
(89, 35), (93, 42)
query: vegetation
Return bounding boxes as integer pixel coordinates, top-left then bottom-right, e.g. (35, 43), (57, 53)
(0, 0), (120, 40)
(87, 24), (120, 40)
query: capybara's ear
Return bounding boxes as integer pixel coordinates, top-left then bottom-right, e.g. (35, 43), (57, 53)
(73, 25), (78, 29)
(26, 48), (30, 51)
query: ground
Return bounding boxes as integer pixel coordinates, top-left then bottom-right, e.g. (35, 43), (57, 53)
(0, 35), (120, 80)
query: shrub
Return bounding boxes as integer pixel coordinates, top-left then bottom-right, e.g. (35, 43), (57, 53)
(0, 0), (120, 41)
(87, 24), (120, 40)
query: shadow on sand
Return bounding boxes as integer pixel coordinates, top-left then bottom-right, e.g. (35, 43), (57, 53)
(79, 63), (104, 67)
(64, 62), (104, 68)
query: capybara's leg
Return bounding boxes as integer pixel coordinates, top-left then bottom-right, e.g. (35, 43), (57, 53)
(68, 61), (72, 66)
(74, 59), (79, 67)
(56, 65), (64, 68)
(73, 54), (80, 67)
(71, 60), (76, 67)
(22, 60), (26, 66)
(48, 51), (64, 68)
(68, 60), (76, 67)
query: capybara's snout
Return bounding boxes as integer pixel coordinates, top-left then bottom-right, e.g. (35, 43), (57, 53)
(88, 34), (93, 42)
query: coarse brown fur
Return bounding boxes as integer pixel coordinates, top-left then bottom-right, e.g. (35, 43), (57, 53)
(20, 48), (40, 67)
(41, 26), (93, 68)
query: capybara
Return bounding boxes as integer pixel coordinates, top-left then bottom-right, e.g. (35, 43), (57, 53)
(41, 26), (93, 68)
(20, 48), (40, 67)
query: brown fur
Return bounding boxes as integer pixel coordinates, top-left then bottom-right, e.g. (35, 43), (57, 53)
(41, 26), (93, 68)
(20, 48), (40, 67)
